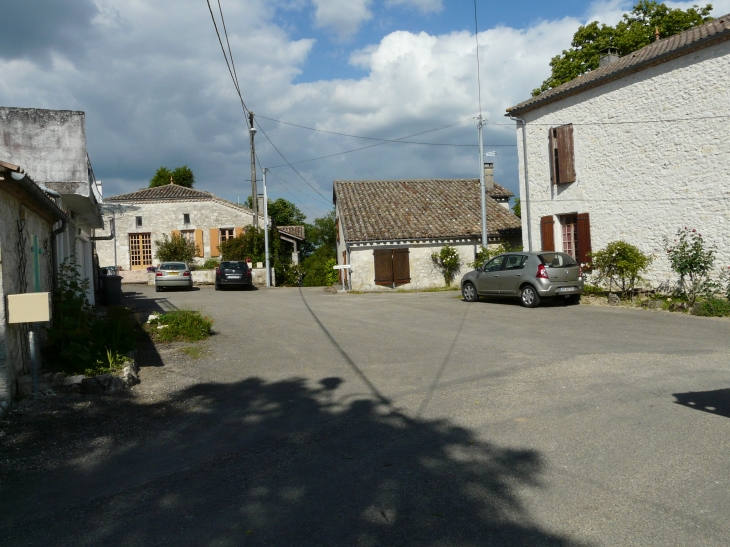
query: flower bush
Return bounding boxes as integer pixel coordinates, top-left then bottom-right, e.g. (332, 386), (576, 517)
(663, 227), (716, 305)
(589, 241), (652, 299)
(432, 246), (461, 287)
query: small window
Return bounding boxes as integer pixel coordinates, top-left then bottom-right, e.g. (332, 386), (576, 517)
(483, 256), (505, 272)
(219, 228), (234, 244)
(503, 255), (528, 271)
(181, 230), (195, 243)
(136, 216), (143, 228)
(183, 213), (190, 224)
(560, 214), (578, 259)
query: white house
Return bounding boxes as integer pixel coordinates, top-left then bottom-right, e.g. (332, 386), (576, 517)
(506, 15), (730, 285)
(334, 176), (522, 291)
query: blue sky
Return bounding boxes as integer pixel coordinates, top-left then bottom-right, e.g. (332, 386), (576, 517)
(1, 0), (727, 220)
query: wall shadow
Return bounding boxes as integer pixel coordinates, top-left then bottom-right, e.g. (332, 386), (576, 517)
(0, 376), (587, 547)
(673, 389), (730, 418)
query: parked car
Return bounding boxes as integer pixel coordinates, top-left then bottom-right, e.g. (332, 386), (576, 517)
(215, 260), (252, 290)
(155, 262), (193, 292)
(461, 251), (584, 308)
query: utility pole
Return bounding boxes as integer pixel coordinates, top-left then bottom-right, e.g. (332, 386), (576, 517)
(249, 111), (258, 228)
(263, 168), (271, 287)
(478, 115), (488, 246)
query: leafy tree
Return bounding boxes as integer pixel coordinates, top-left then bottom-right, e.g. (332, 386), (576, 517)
(154, 233), (198, 263)
(244, 196), (307, 226)
(301, 247), (338, 287)
(512, 198), (521, 219)
(302, 210), (337, 259)
(664, 227), (716, 305)
(533, 1), (713, 96)
(149, 165), (195, 188)
(431, 246), (461, 287)
(589, 240), (652, 299)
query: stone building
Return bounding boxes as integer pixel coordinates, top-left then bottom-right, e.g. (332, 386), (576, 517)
(95, 184), (304, 270)
(506, 15), (730, 285)
(0, 161), (69, 406)
(334, 177), (522, 291)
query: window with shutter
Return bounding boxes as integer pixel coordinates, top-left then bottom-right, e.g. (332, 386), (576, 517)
(540, 216), (555, 251)
(392, 248), (410, 285)
(548, 124), (576, 184)
(576, 213), (592, 269)
(374, 249), (393, 285)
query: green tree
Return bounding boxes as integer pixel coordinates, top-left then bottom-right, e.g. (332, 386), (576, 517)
(532, 1), (713, 96)
(512, 198), (521, 219)
(149, 165), (195, 188)
(298, 210), (338, 286)
(154, 233), (198, 263)
(664, 227), (716, 305)
(244, 196), (307, 226)
(589, 240), (653, 299)
(302, 210), (336, 259)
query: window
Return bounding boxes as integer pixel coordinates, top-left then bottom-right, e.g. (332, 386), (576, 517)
(548, 124), (576, 184)
(374, 248), (410, 286)
(503, 254), (528, 271)
(219, 228), (234, 244)
(183, 213), (190, 224)
(181, 230), (195, 243)
(483, 256), (505, 272)
(129, 233), (152, 269)
(136, 216), (143, 228)
(560, 214), (578, 259)
(538, 253), (577, 267)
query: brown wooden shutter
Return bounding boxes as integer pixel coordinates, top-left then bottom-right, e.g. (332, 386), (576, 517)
(235, 227), (244, 238)
(171, 230), (180, 238)
(209, 228), (220, 257)
(374, 249), (393, 286)
(540, 216), (555, 251)
(548, 129), (558, 185)
(556, 124), (576, 183)
(194, 229), (204, 257)
(576, 213), (592, 268)
(393, 248), (411, 285)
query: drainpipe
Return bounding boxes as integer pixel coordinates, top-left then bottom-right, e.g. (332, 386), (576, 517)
(509, 113), (533, 251)
(51, 219), (67, 289)
(90, 216), (115, 241)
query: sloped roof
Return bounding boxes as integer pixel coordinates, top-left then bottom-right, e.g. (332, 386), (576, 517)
(334, 179), (521, 242)
(278, 225), (305, 240)
(507, 13), (730, 115)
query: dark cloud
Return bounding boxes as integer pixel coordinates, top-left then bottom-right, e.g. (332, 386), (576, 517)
(0, 0), (99, 62)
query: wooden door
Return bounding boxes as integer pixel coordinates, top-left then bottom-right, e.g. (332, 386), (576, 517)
(130, 233), (152, 270)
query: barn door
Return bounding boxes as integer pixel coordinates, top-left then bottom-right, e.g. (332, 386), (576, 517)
(393, 249), (411, 285)
(374, 249), (393, 286)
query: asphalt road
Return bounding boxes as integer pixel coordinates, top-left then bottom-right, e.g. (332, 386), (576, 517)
(2, 285), (729, 546)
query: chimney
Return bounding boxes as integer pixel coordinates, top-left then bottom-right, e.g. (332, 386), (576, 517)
(483, 162), (494, 190)
(599, 47), (620, 67)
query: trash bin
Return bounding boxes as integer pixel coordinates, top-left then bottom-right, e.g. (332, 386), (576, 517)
(105, 275), (123, 306)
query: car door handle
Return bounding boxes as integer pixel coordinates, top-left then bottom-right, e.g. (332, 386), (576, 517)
(515, 274), (522, 277)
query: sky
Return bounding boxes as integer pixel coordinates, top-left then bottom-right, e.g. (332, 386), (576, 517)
(1, 0), (729, 221)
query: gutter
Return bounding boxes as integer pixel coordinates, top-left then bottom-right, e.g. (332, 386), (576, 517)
(90, 216), (115, 241)
(508, 114), (533, 252)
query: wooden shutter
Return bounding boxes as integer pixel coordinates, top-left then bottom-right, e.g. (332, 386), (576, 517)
(557, 124), (576, 183)
(540, 216), (555, 251)
(171, 230), (180, 239)
(194, 229), (204, 257)
(548, 129), (558, 185)
(576, 213), (592, 268)
(235, 227), (244, 238)
(393, 248), (410, 285)
(374, 249), (393, 286)
(209, 228), (220, 257)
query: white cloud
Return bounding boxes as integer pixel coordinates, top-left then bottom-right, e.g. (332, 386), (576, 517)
(385, 0), (443, 13)
(311, 0), (373, 41)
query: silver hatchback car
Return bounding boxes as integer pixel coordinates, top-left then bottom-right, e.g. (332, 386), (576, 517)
(461, 252), (584, 308)
(155, 262), (193, 292)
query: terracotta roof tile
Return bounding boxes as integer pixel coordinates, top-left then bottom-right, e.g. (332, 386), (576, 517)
(105, 184), (214, 202)
(278, 225), (305, 240)
(508, 14), (730, 115)
(334, 179), (521, 242)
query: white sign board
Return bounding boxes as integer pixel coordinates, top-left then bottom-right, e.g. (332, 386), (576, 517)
(332, 265), (351, 270)
(7, 292), (52, 323)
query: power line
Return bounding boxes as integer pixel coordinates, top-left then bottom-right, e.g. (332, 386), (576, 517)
(255, 151), (332, 209)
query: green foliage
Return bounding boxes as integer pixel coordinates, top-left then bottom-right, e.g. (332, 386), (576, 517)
(149, 165), (195, 188)
(301, 246), (338, 286)
(44, 257), (138, 375)
(692, 297), (730, 317)
(200, 258), (221, 270)
(512, 198), (521, 219)
(719, 266), (730, 301)
(533, 1), (713, 95)
(589, 240), (653, 298)
(245, 196), (307, 226)
(664, 227), (716, 305)
(470, 243), (524, 269)
(431, 246), (461, 287)
(149, 310), (213, 342)
(154, 233), (198, 263)
(219, 226), (300, 286)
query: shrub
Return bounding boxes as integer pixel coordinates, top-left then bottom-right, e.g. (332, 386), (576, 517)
(719, 266), (730, 301)
(470, 243), (523, 269)
(692, 298), (730, 317)
(149, 310), (213, 342)
(664, 227), (716, 305)
(200, 258), (221, 270)
(154, 233), (198, 263)
(589, 241), (652, 298)
(301, 247), (338, 286)
(431, 246), (461, 287)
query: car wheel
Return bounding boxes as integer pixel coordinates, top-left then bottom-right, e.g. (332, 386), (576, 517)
(462, 282), (478, 302)
(566, 294), (581, 305)
(520, 285), (540, 308)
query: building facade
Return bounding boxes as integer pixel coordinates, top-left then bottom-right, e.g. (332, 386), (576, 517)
(506, 16), (730, 285)
(334, 178), (522, 291)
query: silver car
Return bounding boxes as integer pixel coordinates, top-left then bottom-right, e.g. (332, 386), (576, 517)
(155, 262), (193, 292)
(461, 252), (584, 308)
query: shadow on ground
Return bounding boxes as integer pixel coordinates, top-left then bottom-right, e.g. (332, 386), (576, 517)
(673, 388), (730, 419)
(0, 375), (586, 547)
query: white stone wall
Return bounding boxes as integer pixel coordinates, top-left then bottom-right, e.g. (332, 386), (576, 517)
(516, 40), (730, 286)
(349, 242), (480, 291)
(95, 200), (256, 269)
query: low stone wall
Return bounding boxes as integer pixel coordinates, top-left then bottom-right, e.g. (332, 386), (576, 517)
(119, 270), (149, 284)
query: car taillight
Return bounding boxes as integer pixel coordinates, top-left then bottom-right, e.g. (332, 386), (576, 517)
(183, 271), (190, 277)
(536, 264), (549, 279)
(156, 272), (163, 277)
(579, 265), (583, 278)
(215, 268), (220, 274)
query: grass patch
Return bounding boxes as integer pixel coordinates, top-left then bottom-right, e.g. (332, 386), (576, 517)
(149, 310), (213, 342)
(692, 298), (730, 317)
(181, 345), (205, 359)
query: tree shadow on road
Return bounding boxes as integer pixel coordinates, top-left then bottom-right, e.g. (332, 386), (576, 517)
(0, 375), (587, 547)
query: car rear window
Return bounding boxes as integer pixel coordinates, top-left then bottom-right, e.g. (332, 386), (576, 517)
(220, 261), (247, 270)
(538, 253), (577, 267)
(160, 263), (187, 270)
